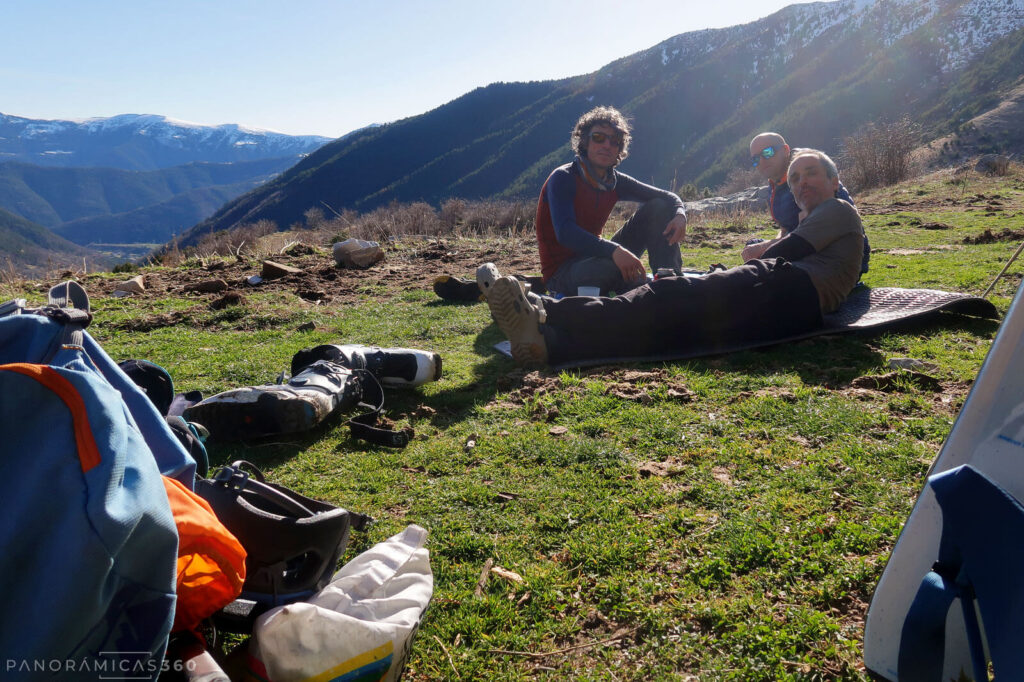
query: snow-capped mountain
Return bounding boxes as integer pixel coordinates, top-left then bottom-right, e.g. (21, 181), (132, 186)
(0, 113), (332, 170)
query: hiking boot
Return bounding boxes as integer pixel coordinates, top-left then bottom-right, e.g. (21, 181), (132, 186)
(432, 275), (482, 302)
(183, 360), (362, 440)
(476, 262), (501, 299)
(291, 344), (442, 388)
(487, 277), (548, 366)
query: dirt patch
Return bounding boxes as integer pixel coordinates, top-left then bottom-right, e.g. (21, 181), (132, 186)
(210, 291), (246, 309)
(67, 238), (544, 312)
(849, 371), (942, 392)
(963, 228), (1024, 244)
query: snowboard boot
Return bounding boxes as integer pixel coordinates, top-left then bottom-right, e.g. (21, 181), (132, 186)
(183, 360), (362, 440)
(290, 344), (442, 388)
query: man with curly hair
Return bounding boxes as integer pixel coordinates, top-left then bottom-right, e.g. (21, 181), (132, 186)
(534, 106), (688, 297)
(484, 150), (864, 367)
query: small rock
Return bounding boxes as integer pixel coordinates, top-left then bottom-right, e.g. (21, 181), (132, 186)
(261, 260), (303, 280)
(333, 239), (384, 268)
(246, 275), (264, 286)
(115, 275), (146, 294)
(296, 322), (316, 332)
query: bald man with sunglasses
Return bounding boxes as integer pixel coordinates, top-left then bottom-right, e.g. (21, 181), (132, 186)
(743, 132), (869, 273)
(534, 106), (688, 298)
(483, 150), (864, 367)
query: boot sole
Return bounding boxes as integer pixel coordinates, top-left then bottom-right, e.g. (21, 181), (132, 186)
(185, 390), (323, 440)
(489, 278), (547, 366)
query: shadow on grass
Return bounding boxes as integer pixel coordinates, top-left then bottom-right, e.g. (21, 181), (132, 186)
(203, 312), (999, 464)
(423, 311), (1002, 423)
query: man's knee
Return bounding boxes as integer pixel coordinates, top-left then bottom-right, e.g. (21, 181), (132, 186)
(633, 197), (677, 227)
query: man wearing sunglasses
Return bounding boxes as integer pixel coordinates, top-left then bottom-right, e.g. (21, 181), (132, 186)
(481, 150), (863, 367)
(534, 106), (688, 297)
(743, 132), (869, 273)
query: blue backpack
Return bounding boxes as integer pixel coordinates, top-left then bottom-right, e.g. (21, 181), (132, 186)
(0, 282), (196, 679)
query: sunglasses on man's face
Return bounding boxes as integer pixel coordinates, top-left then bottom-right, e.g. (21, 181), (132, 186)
(589, 131), (623, 148)
(751, 146), (777, 167)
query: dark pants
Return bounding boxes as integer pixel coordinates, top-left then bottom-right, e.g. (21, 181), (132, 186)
(547, 197), (683, 297)
(542, 258), (822, 364)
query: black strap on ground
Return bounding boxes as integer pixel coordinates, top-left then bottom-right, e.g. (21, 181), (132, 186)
(347, 369), (411, 448)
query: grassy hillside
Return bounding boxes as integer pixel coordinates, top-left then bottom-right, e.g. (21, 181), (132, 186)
(0, 207), (113, 278)
(53, 182), (256, 246)
(3, 164), (1022, 679)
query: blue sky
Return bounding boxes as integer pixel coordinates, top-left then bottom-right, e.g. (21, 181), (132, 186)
(3, 0), (810, 138)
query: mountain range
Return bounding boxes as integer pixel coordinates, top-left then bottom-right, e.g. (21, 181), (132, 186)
(182, 0), (1024, 246)
(0, 115), (331, 270)
(4, 0), (1023, 272)
(0, 113), (330, 171)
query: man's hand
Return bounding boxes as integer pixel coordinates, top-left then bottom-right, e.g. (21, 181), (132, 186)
(663, 214), (687, 245)
(742, 238), (778, 262)
(612, 246), (646, 283)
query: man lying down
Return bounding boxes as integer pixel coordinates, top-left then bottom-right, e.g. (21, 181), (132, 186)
(482, 149), (864, 367)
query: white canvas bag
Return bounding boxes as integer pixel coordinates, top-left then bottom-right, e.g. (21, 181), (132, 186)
(248, 524), (432, 682)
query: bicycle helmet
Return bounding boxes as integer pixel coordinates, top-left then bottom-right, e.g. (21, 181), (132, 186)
(196, 461), (372, 608)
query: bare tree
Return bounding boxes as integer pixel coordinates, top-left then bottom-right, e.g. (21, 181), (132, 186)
(840, 116), (920, 191)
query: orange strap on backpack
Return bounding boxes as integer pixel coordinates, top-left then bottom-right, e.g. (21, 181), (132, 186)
(162, 476), (247, 633)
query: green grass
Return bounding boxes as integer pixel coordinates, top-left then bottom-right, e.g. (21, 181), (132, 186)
(4, 165), (1023, 680)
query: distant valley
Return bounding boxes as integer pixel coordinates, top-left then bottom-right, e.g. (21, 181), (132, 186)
(0, 114), (331, 273)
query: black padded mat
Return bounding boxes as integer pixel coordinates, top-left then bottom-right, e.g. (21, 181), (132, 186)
(822, 286), (997, 329)
(494, 287), (999, 369)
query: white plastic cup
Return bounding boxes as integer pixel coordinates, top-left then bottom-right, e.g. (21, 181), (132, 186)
(577, 286), (601, 297)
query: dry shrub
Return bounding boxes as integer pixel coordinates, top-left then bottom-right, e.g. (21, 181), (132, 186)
(716, 166), (764, 195)
(345, 201), (443, 241)
(303, 207), (327, 230)
(452, 199), (534, 235)
(337, 198), (535, 240)
(192, 220), (279, 258)
(0, 258), (28, 288)
(840, 117), (920, 191)
(440, 198), (467, 230)
(254, 231), (304, 257)
(179, 197), (537, 259)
